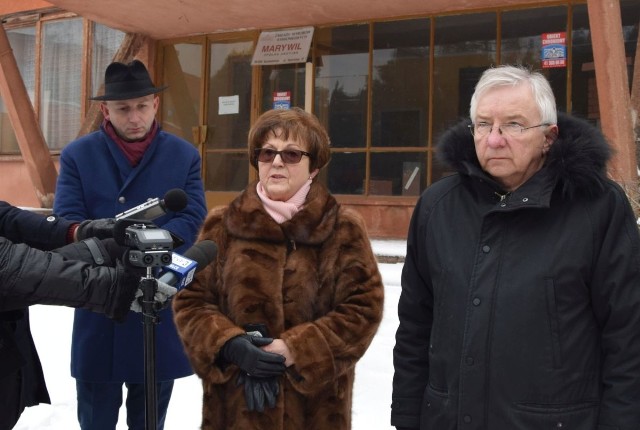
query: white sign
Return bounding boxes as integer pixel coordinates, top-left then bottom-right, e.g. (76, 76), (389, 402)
(251, 27), (314, 66)
(218, 95), (239, 115)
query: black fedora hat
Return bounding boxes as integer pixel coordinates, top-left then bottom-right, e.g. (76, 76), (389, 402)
(91, 60), (167, 101)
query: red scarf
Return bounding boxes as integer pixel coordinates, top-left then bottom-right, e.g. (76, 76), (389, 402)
(103, 119), (158, 167)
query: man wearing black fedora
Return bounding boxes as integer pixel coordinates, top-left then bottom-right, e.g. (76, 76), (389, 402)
(54, 60), (207, 430)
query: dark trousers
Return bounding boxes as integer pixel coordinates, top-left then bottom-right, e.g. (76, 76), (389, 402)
(76, 380), (174, 430)
(0, 371), (22, 430)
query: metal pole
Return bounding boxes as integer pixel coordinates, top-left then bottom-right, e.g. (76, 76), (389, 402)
(141, 273), (158, 430)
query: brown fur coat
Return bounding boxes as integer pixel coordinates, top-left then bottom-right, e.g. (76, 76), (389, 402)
(173, 181), (384, 430)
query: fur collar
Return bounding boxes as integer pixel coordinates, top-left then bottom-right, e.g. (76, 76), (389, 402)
(224, 180), (339, 245)
(436, 113), (613, 199)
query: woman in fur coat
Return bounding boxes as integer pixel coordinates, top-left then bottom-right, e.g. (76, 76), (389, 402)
(173, 107), (384, 430)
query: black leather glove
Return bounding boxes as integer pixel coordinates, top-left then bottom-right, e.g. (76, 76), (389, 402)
(236, 372), (279, 412)
(220, 335), (286, 377)
(103, 260), (143, 322)
(54, 238), (126, 266)
(75, 218), (116, 241)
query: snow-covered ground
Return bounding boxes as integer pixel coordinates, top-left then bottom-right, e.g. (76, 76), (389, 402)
(14, 240), (406, 430)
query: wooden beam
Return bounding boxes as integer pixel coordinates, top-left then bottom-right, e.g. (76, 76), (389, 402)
(631, 16), (640, 170)
(77, 32), (151, 137)
(587, 0), (637, 193)
(0, 23), (57, 207)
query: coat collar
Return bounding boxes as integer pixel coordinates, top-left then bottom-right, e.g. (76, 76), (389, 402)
(224, 180), (339, 245)
(436, 113), (612, 200)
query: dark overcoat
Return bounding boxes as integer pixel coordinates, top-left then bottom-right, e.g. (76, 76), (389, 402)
(54, 125), (207, 382)
(0, 203), (71, 428)
(173, 181), (385, 430)
(0, 202), (125, 429)
(391, 114), (640, 429)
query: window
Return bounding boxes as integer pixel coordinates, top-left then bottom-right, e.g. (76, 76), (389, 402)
(40, 18), (83, 150)
(158, 3), (638, 198)
(501, 7), (568, 111)
(313, 25), (369, 195)
(370, 19), (430, 196)
(204, 37), (255, 192)
(0, 14), (124, 154)
(0, 27), (35, 154)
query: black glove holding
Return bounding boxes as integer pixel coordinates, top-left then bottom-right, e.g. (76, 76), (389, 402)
(103, 260), (144, 322)
(54, 238), (127, 267)
(75, 218), (116, 241)
(236, 372), (279, 412)
(220, 335), (286, 377)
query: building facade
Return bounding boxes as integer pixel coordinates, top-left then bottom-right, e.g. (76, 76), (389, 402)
(0, 0), (638, 237)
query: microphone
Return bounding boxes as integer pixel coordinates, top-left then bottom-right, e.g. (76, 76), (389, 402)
(115, 188), (188, 221)
(157, 240), (218, 289)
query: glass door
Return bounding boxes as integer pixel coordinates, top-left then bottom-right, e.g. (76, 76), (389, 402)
(204, 36), (256, 204)
(259, 63), (307, 113)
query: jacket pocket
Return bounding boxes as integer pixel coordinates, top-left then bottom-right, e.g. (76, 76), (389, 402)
(512, 401), (599, 429)
(420, 384), (456, 430)
(544, 278), (563, 368)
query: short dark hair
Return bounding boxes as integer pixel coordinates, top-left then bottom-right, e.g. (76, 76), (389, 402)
(248, 107), (331, 171)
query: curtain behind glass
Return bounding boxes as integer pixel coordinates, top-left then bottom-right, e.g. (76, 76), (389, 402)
(0, 27), (36, 154)
(91, 23), (125, 99)
(40, 18), (83, 150)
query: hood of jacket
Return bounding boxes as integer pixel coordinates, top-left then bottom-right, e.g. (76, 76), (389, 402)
(436, 113), (613, 200)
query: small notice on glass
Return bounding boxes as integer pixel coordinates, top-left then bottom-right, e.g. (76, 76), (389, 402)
(541, 32), (566, 69)
(219, 95), (239, 115)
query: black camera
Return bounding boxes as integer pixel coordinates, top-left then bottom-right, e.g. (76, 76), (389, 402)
(124, 224), (173, 267)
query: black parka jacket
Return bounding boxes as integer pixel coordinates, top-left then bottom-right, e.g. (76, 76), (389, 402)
(0, 202), (126, 428)
(392, 114), (640, 430)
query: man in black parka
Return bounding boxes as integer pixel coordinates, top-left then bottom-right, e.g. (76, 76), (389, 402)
(392, 65), (640, 430)
(0, 201), (140, 430)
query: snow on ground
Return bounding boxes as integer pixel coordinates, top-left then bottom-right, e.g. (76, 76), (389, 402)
(14, 241), (405, 430)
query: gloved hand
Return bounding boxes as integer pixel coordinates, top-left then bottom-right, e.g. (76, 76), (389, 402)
(75, 218), (116, 241)
(236, 372), (279, 412)
(220, 335), (286, 377)
(103, 260), (143, 322)
(54, 238), (127, 266)
(129, 280), (178, 313)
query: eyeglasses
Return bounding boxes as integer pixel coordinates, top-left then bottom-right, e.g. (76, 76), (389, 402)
(254, 148), (312, 164)
(468, 122), (550, 138)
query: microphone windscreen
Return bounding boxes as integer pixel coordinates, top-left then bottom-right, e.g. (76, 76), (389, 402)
(184, 240), (218, 271)
(162, 188), (188, 212)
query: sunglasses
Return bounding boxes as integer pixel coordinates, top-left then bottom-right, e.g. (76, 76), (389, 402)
(254, 148), (311, 164)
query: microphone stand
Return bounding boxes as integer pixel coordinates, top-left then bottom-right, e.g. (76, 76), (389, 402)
(141, 269), (159, 430)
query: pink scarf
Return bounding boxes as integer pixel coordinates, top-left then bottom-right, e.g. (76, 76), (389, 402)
(256, 179), (312, 224)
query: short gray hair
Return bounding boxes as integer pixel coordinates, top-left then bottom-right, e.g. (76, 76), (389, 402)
(469, 65), (557, 125)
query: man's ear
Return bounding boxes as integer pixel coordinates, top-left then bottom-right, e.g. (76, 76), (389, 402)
(543, 125), (559, 151)
(99, 102), (110, 120)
